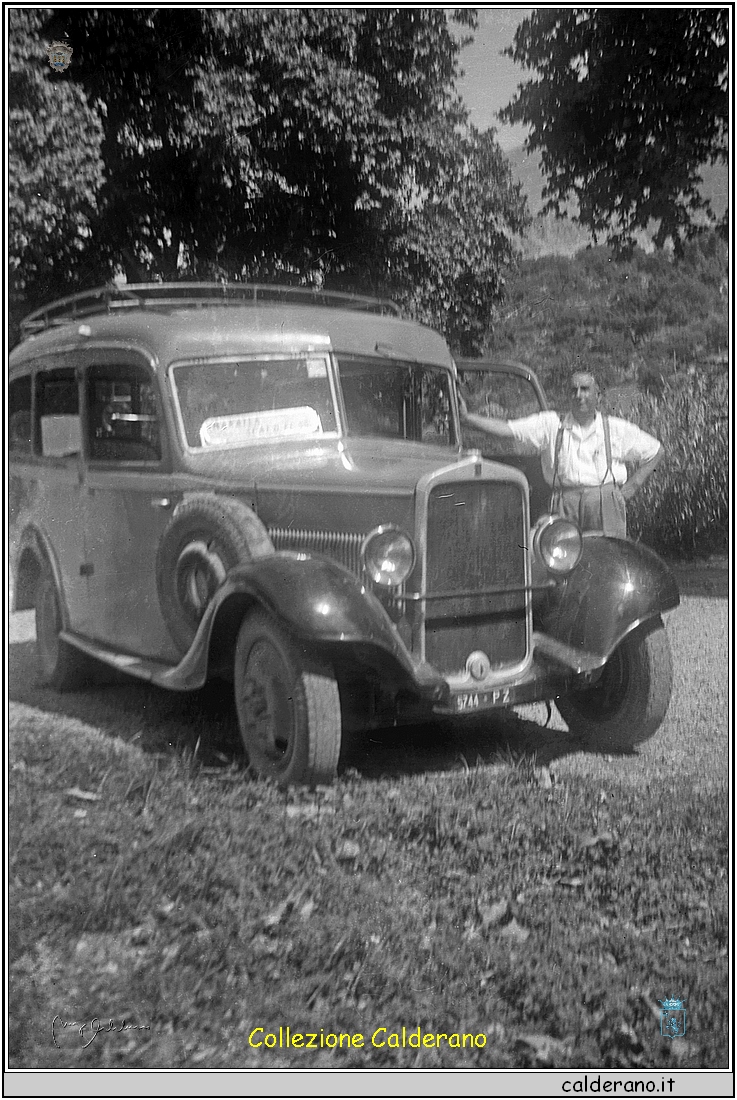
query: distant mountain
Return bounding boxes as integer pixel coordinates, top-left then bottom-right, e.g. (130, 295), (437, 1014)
(506, 145), (547, 214)
(698, 162), (729, 219)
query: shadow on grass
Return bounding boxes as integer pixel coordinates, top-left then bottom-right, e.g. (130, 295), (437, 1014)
(8, 638), (239, 766)
(339, 706), (637, 782)
(9, 633), (638, 782)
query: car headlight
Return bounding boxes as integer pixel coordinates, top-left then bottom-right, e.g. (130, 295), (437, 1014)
(361, 525), (416, 587)
(533, 515), (583, 575)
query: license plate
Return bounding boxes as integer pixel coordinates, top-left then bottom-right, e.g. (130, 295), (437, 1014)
(454, 687), (511, 713)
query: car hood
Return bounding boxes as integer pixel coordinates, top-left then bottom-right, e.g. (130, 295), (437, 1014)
(181, 436), (473, 494)
(180, 437), (520, 537)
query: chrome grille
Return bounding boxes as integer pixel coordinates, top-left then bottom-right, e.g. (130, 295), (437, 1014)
(423, 480), (528, 674)
(268, 527), (363, 575)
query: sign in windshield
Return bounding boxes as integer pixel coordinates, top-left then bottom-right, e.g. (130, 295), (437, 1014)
(200, 406), (322, 446)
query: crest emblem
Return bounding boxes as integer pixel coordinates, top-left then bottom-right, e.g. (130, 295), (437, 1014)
(659, 997), (687, 1039)
(46, 41), (73, 72)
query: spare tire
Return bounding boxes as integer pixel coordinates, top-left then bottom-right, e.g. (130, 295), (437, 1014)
(156, 493), (274, 654)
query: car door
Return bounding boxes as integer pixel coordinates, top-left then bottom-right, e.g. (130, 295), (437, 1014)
(32, 359), (91, 633)
(80, 351), (181, 661)
(456, 360), (551, 522)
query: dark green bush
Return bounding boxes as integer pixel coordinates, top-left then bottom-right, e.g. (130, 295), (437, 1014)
(704, 312), (728, 354)
(609, 371), (728, 556)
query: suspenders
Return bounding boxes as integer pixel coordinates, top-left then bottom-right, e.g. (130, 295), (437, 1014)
(551, 414), (625, 535)
(552, 420), (564, 497)
(552, 413), (614, 492)
(602, 413), (614, 483)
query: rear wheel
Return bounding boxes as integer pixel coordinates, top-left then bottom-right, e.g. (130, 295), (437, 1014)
(556, 620), (673, 750)
(234, 612), (341, 786)
(35, 566), (92, 691)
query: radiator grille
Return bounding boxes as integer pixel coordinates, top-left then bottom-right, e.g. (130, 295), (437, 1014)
(424, 481), (528, 674)
(268, 526), (363, 575)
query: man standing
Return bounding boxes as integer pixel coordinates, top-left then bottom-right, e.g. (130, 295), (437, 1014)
(459, 371), (663, 537)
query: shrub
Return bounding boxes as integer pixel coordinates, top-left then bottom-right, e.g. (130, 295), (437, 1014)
(609, 372), (728, 556)
(703, 312), (728, 355)
(494, 232), (728, 397)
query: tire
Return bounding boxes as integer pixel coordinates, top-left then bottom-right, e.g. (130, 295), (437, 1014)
(556, 619), (673, 750)
(234, 611), (342, 786)
(35, 565), (92, 691)
(156, 494), (274, 654)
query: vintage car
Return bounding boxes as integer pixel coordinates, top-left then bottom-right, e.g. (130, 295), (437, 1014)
(9, 284), (679, 784)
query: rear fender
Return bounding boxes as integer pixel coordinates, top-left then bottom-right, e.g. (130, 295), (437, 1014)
(12, 525), (64, 618)
(169, 552), (426, 691)
(537, 536), (679, 662)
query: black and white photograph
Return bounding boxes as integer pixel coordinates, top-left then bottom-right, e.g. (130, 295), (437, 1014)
(7, 4), (731, 1094)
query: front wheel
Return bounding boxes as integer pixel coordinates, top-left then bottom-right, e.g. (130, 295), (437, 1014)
(556, 620), (673, 750)
(234, 612), (342, 786)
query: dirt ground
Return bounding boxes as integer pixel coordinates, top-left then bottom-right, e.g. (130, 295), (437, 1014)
(8, 557), (728, 782)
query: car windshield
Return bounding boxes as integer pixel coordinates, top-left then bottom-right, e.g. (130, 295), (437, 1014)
(171, 356), (338, 449)
(337, 356), (455, 446)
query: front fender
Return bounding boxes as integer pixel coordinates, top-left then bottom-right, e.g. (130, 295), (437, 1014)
(164, 551), (427, 691)
(537, 536), (679, 662)
(228, 552), (413, 652)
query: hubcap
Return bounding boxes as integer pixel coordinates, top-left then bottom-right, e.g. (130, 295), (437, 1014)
(574, 645), (630, 719)
(239, 639), (295, 770)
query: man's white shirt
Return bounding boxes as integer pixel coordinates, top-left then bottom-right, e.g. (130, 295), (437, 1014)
(507, 411), (661, 488)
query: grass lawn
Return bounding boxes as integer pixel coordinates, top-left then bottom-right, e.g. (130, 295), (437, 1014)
(8, 724), (727, 1070)
(8, 579), (729, 1069)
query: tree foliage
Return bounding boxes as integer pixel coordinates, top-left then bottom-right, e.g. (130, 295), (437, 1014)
(501, 9), (728, 253)
(8, 8), (105, 317)
(9, 8), (527, 352)
(388, 128), (528, 353)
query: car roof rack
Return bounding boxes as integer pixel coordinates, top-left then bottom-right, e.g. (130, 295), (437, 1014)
(19, 282), (401, 338)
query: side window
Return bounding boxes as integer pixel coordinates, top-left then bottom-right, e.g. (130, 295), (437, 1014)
(458, 371), (543, 420)
(9, 375), (32, 455)
(86, 364), (161, 462)
(35, 369), (81, 458)
(458, 370), (544, 457)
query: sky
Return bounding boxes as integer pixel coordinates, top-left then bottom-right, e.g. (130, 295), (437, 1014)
(455, 7), (533, 151)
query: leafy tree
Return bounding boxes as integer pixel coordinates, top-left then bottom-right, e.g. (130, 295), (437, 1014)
(9, 8), (527, 351)
(501, 9), (728, 253)
(383, 127), (528, 353)
(8, 8), (104, 331)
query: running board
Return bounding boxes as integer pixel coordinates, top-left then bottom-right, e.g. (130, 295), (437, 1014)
(60, 631), (207, 691)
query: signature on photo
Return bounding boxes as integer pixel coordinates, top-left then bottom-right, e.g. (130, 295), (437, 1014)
(52, 1015), (151, 1049)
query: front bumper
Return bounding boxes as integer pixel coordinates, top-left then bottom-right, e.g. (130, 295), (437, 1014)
(428, 631), (604, 715)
